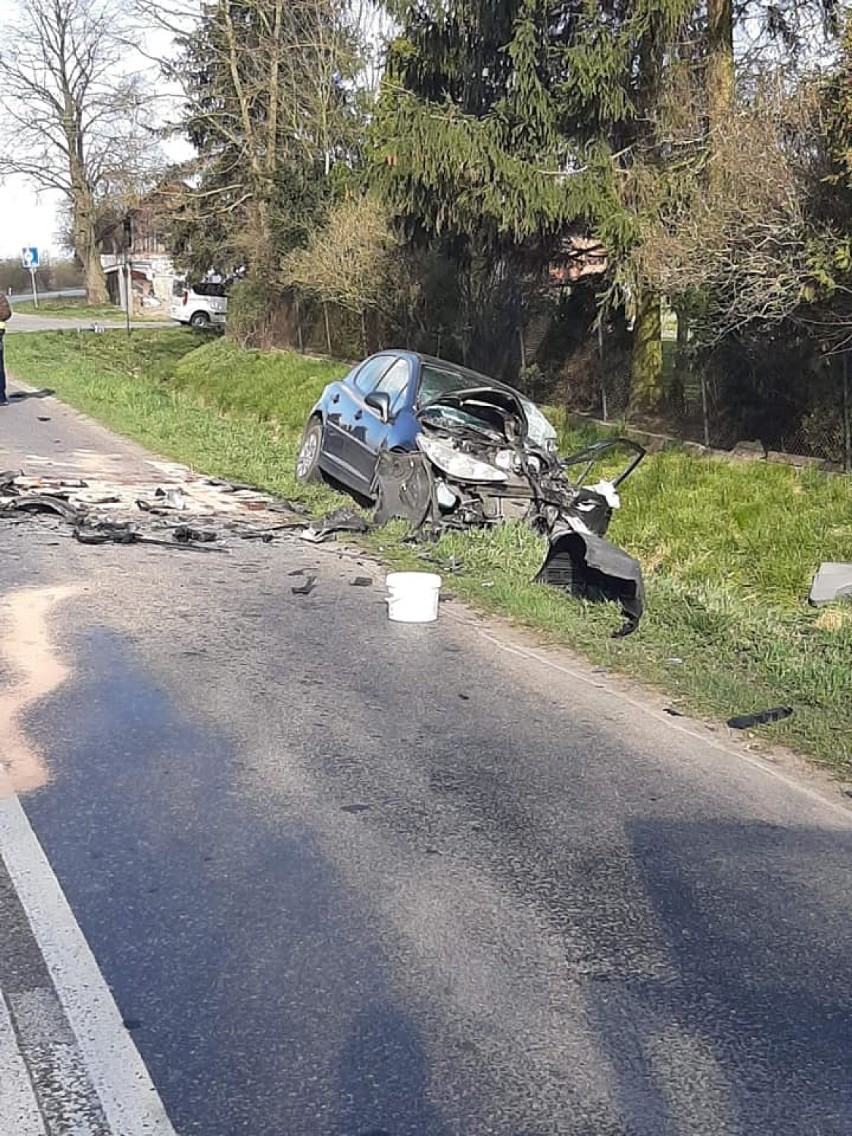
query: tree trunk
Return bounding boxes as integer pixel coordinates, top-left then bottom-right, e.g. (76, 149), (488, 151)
(707, 0), (735, 191)
(73, 187), (108, 305)
(631, 291), (663, 411)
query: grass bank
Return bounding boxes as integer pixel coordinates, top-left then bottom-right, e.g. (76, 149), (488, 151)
(7, 330), (851, 776)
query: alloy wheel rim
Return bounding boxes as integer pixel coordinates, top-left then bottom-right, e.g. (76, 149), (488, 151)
(297, 432), (318, 477)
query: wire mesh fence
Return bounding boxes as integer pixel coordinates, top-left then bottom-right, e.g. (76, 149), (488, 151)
(589, 347), (852, 471)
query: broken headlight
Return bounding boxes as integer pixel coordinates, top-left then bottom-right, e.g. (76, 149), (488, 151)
(417, 434), (508, 483)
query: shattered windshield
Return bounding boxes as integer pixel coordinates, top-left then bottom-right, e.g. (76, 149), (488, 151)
(417, 363), (557, 449)
(418, 364), (481, 405)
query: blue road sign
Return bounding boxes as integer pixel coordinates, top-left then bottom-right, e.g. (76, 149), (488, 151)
(21, 247), (39, 269)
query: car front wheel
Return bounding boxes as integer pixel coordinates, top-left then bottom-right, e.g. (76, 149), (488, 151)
(295, 419), (323, 483)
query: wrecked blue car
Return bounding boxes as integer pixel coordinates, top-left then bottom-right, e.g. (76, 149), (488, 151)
(296, 351), (646, 635)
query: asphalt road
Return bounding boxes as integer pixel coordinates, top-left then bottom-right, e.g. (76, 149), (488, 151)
(1, 385), (851, 1136)
(6, 312), (173, 333)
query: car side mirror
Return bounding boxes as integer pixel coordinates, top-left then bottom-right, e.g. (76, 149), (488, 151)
(365, 391), (392, 423)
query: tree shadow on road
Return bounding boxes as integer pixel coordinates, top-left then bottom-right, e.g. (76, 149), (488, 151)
(335, 1004), (453, 1136)
(586, 818), (852, 1136)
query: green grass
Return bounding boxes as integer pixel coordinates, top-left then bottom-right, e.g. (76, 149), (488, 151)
(7, 330), (852, 776)
(13, 298), (169, 321)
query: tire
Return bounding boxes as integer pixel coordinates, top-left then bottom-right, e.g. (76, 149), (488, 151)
(295, 419), (324, 483)
(189, 310), (211, 328)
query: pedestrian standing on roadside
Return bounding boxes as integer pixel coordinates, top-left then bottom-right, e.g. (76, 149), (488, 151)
(0, 292), (10, 405)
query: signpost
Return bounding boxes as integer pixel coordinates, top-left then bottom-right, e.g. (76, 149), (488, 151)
(21, 247), (40, 308)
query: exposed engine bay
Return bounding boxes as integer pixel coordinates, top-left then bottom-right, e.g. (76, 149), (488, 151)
(371, 388), (646, 636)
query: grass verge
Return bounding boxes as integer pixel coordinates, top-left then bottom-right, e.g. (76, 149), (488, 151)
(7, 330), (851, 777)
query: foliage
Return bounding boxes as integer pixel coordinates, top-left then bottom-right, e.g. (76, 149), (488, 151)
(162, 0), (364, 280)
(0, 259), (84, 295)
(282, 195), (403, 316)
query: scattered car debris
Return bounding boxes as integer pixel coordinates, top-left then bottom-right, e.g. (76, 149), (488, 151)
(536, 521), (645, 638)
(277, 499), (311, 517)
(37, 416), (51, 422)
(74, 520), (141, 546)
(291, 574), (317, 595)
(0, 471), (297, 555)
(350, 576), (373, 586)
(0, 470), (23, 493)
(8, 389), (54, 401)
(219, 481), (258, 494)
(299, 507), (370, 544)
(663, 707), (684, 717)
(154, 487), (189, 511)
(172, 525), (218, 544)
(236, 522), (304, 540)
(3, 494), (81, 522)
(727, 706), (793, 730)
(809, 562), (852, 605)
(136, 498), (169, 514)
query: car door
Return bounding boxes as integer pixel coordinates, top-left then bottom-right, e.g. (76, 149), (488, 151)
(349, 357), (413, 485)
(328, 355), (394, 488)
(321, 367), (358, 470)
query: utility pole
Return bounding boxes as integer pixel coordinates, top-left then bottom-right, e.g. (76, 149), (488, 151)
(843, 351), (851, 473)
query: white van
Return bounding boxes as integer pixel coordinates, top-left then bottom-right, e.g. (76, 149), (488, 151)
(170, 280), (228, 328)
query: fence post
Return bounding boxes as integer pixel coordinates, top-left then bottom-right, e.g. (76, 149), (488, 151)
(598, 321), (608, 421)
(295, 295), (303, 353)
(843, 351), (851, 472)
(700, 369), (711, 448)
(323, 302), (332, 356)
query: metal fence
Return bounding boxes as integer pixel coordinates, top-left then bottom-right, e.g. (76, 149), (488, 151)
(587, 346), (852, 472)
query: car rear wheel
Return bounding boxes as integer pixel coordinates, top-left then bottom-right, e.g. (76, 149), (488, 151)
(189, 311), (211, 328)
(296, 419), (323, 483)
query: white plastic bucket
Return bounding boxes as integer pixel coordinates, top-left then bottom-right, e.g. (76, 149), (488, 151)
(386, 572), (442, 623)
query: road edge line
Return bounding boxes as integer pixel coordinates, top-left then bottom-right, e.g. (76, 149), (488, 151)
(0, 791), (178, 1136)
(446, 608), (852, 822)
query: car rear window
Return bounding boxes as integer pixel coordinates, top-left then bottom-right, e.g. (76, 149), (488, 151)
(192, 281), (228, 297)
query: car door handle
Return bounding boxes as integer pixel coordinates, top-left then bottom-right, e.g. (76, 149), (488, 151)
(354, 409), (363, 420)
(331, 394), (340, 404)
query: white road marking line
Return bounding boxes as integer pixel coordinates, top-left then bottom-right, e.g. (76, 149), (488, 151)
(0, 792), (178, 1136)
(0, 989), (47, 1136)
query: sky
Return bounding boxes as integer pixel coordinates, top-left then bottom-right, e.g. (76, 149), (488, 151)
(0, 178), (65, 261)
